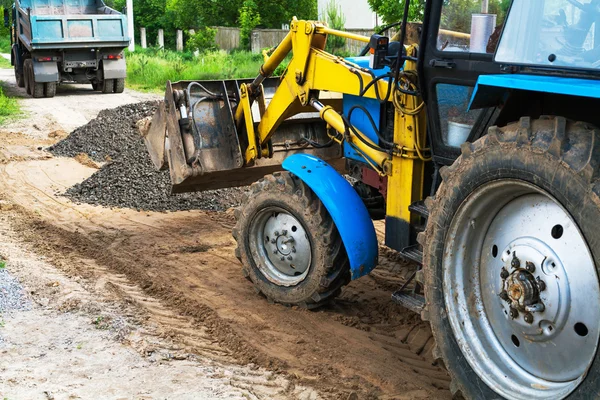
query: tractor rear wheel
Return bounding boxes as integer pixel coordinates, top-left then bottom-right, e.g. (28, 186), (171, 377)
(233, 172), (350, 309)
(424, 116), (600, 399)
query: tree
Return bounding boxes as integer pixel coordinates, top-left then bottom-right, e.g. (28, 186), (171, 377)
(239, 0), (261, 49)
(367, 0), (425, 25)
(367, 0), (511, 27)
(324, 0), (346, 55)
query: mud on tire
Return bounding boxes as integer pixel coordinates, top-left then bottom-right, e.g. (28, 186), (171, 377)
(424, 116), (600, 399)
(233, 171), (350, 309)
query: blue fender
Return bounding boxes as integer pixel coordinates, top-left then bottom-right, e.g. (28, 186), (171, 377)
(282, 154), (378, 280)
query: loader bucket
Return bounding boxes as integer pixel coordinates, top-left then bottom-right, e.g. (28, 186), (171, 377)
(142, 78), (343, 193)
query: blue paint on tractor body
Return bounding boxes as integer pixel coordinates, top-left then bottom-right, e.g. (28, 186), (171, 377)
(470, 74), (600, 110)
(343, 57), (390, 163)
(282, 153), (378, 280)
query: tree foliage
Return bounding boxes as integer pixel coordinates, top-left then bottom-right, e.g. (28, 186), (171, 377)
(367, 0), (425, 25)
(368, 0), (511, 28)
(239, 0), (261, 49)
(324, 0), (346, 55)
(112, 0), (317, 50)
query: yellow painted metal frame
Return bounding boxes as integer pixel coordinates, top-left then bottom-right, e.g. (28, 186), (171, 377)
(235, 18), (429, 227)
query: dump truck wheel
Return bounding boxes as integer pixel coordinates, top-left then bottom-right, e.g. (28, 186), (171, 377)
(102, 79), (114, 93)
(14, 61), (24, 88)
(32, 81), (44, 98)
(114, 78), (125, 93)
(23, 59), (31, 95)
(44, 82), (56, 98)
(233, 171), (350, 309)
(424, 116), (600, 399)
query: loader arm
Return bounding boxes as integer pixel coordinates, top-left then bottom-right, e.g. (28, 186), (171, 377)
(142, 18), (428, 223)
(239, 19), (393, 173)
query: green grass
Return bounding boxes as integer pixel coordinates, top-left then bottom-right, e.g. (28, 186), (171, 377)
(125, 48), (265, 92)
(0, 34), (10, 54)
(0, 87), (20, 124)
(0, 56), (11, 69)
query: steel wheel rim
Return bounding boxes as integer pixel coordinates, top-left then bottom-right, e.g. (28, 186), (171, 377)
(443, 179), (600, 400)
(249, 206), (311, 286)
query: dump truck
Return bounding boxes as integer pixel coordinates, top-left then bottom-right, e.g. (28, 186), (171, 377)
(142, 0), (600, 398)
(5, 0), (129, 98)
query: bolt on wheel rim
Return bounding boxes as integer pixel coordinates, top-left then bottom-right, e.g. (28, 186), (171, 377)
(250, 207), (311, 287)
(443, 180), (600, 400)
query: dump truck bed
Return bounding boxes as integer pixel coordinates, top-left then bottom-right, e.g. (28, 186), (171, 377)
(16, 0), (128, 50)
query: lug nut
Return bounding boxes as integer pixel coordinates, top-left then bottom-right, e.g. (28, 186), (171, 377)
(271, 239), (277, 244)
(509, 307), (519, 319)
(500, 267), (509, 279)
(273, 249), (278, 254)
(526, 261), (536, 273)
(537, 277), (546, 292)
(282, 230), (287, 235)
(274, 231), (279, 236)
(287, 256), (293, 261)
(280, 256), (285, 261)
(292, 247), (296, 253)
(511, 253), (520, 269)
(499, 291), (510, 302)
(524, 312), (534, 324)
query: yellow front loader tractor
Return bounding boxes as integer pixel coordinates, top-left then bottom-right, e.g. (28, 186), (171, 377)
(143, 0), (600, 398)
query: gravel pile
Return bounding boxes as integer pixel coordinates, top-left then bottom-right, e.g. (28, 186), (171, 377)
(49, 102), (245, 212)
(0, 268), (31, 313)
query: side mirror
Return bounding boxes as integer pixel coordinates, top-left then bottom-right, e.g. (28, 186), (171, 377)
(3, 9), (9, 28)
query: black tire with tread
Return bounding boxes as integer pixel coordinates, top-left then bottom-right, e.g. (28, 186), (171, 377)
(32, 81), (44, 98)
(102, 78), (114, 93)
(14, 52), (25, 88)
(44, 81), (56, 98)
(114, 78), (125, 93)
(233, 171), (351, 309)
(424, 116), (600, 399)
(23, 59), (31, 95)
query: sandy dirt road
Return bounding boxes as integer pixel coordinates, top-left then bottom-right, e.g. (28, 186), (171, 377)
(0, 67), (452, 399)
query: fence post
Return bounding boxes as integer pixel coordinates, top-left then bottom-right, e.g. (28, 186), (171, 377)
(158, 29), (164, 49)
(176, 29), (183, 51)
(140, 27), (147, 49)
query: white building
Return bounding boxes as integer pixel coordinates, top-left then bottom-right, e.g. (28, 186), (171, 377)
(317, 0), (379, 29)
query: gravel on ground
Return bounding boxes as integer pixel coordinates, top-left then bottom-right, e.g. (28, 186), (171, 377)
(49, 102), (246, 212)
(0, 268), (30, 314)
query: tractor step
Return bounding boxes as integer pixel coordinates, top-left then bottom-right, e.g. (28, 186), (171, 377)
(391, 290), (425, 313)
(400, 244), (423, 265)
(409, 200), (429, 218)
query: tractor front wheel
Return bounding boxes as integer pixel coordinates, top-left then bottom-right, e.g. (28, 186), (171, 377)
(424, 116), (600, 399)
(233, 172), (350, 309)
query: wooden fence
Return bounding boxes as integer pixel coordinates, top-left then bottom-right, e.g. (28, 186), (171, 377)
(140, 25), (422, 55)
(216, 27), (391, 54)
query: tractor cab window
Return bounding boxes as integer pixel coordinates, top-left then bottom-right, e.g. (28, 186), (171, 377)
(436, 84), (483, 147)
(496, 0), (600, 69)
(437, 0), (509, 53)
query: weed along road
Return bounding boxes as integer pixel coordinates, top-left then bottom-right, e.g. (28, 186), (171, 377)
(0, 66), (451, 398)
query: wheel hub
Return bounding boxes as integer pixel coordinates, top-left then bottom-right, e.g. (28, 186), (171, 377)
(250, 207), (312, 286)
(499, 253), (546, 323)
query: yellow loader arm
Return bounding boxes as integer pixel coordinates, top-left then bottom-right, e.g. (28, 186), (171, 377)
(142, 18), (427, 197)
